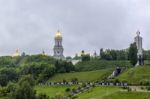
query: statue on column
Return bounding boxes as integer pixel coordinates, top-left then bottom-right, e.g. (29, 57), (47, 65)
(134, 30), (144, 65)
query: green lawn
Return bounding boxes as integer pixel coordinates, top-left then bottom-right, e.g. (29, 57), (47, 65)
(35, 85), (150, 99)
(118, 66), (150, 84)
(77, 86), (150, 99)
(0, 97), (7, 99)
(75, 60), (131, 71)
(35, 85), (77, 98)
(103, 91), (150, 99)
(77, 86), (121, 99)
(48, 69), (113, 82)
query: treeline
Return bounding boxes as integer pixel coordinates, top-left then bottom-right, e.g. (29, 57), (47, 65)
(100, 48), (129, 60)
(144, 50), (150, 60)
(78, 48), (150, 61)
(0, 55), (75, 86)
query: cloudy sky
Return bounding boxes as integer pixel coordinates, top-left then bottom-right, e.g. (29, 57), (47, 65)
(0, 0), (150, 56)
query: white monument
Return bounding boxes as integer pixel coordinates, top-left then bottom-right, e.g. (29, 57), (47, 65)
(134, 30), (144, 65)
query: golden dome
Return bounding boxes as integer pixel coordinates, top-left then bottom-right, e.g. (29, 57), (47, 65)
(12, 49), (20, 57)
(55, 30), (62, 38)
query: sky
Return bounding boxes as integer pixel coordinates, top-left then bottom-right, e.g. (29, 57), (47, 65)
(0, 0), (150, 57)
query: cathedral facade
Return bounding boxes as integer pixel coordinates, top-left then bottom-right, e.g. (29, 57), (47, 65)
(53, 30), (64, 59)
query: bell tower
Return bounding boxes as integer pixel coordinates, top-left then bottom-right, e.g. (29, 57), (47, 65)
(53, 30), (64, 59)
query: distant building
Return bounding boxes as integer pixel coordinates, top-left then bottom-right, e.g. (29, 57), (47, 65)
(134, 30), (144, 65)
(71, 59), (81, 65)
(12, 49), (20, 57)
(53, 30), (65, 59)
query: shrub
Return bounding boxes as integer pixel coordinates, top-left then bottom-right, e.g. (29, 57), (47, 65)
(37, 93), (49, 99)
(146, 86), (150, 91)
(65, 88), (71, 92)
(140, 80), (150, 86)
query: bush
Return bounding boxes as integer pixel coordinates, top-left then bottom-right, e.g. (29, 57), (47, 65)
(0, 87), (8, 97)
(37, 93), (49, 99)
(65, 88), (71, 92)
(71, 78), (78, 83)
(114, 79), (120, 83)
(81, 55), (90, 61)
(127, 87), (132, 92)
(146, 86), (150, 91)
(81, 83), (87, 88)
(140, 80), (150, 86)
(122, 87), (128, 90)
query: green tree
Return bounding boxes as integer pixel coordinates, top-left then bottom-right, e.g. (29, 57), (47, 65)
(81, 54), (90, 61)
(9, 75), (36, 99)
(55, 60), (75, 73)
(0, 68), (18, 86)
(109, 50), (117, 60)
(144, 50), (150, 60)
(129, 43), (138, 66)
(20, 62), (55, 83)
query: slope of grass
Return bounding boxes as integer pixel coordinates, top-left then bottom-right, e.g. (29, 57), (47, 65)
(77, 86), (150, 99)
(118, 65), (150, 84)
(36, 86), (150, 99)
(77, 86), (121, 99)
(48, 69), (113, 82)
(102, 91), (150, 99)
(75, 60), (131, 71)
(35, 85), (77, 97)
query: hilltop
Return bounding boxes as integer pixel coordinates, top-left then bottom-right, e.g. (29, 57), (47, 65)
(118, 65), (150, 84)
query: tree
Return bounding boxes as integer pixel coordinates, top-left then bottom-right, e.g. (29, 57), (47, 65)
(20, 62), (55, 83)
(110, 50), (117, 60)
(144, 50), (150, 60)
(100, 48), (104, 59)
(0, 68), (18, 86)
(9, 75), (50, 99)
(55, 60), (75, 73)
(129, 43), (138, 66)
(81, 54), (90, 61)
(9, 75), (36, 99)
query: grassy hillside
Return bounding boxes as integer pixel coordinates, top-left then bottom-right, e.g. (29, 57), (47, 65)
(35, 86), (150, 99)
(77, 86), (150, 99)
(102, 92), (150, 99)
(77, 86), (121, 99)
(48, 69), (113, 82)
(35, 85), (77, 98)
(118, 65), (150, 84)
(75, 60), (131, 71)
